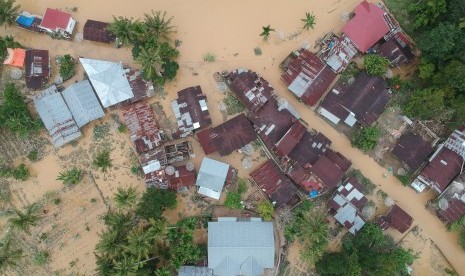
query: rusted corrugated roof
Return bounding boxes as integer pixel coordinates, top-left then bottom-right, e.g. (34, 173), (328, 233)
(421, 147), (463, 194)
(25, 49), (50, 89)
(83, 20), (115, 43)
(378, 204), (413, 233)
(392, 131), (434, 172)
(274, 120), (306, 157)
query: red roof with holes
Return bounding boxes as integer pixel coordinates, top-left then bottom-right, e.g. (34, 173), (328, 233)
(342, 1), (390, 52)
(40, 8), (72, 30)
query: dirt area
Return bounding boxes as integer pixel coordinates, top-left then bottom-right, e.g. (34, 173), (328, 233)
(0, 0), (464, 274)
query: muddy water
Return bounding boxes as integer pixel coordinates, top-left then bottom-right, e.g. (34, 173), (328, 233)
(4, 0), (465, 274)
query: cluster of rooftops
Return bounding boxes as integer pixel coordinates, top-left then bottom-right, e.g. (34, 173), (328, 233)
(6, 2), (465, 275)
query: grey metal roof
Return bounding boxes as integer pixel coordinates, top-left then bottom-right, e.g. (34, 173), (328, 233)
(33, 85), (81, 147)
(79, 58), (134, 107)
(196, 158), (229, 192)
(62, 80), (104, 128)
(208, 219), (275, 276)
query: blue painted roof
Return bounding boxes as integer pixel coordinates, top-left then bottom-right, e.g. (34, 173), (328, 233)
(16, 15), (34, 27)
(310, 190), (319, 198)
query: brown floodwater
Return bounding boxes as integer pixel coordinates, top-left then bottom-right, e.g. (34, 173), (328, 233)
(4, 0), (465, 274)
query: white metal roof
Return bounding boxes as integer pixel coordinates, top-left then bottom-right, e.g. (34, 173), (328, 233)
(79, 58), (134, 107)
(196, 158), (229, 195)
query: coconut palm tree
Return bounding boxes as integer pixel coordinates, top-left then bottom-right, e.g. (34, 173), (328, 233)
(302, 12), (316, 30)
(0, 0), (20, 27)
(103, 211), (133, 233)
(0, 236), (22, 272)
(107, 16), (139, 46)
(260, 25), (275, 41)
(114, 187), (138, 211)
(56, 167), (82, 185)
(9, 204), (39, 234)
(95, 230), (125, 258)
(113, 254), (140, 275)
(136, 44), (165, 82)
(93, 150), (112, 173)
(144, 10), (175, 42)
(124, 227), (154, 259)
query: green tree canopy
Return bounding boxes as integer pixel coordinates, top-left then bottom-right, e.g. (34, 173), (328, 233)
(257, 200), (274, 221)
(302, 12), (316, 30)
(363, 54), (389, 77)
(352, 127), (380, 152)
(58, 54), (75, 81)
(136, 187), (177, 220)
(418, 23), (461, 65)
(114, 187), (138, 211)
(93, 150), (112, 172)
(403, 88), (445, 120)
(224, 191), (242, 209)
(260, 25), (275, 41)
(407, 0), (446, 30)
(0, 0), (20, 27)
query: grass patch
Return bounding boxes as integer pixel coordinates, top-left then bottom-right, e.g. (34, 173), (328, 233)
(93, 123), (110, 140)
(12, 164), (30, 181)
(33, 251), (49, 266)
(396, 174), (411, 186)
(254, 47), (262, 56)
(203, 52), (216, 62)
(223, 93), (245, 115)
(27, 149), (39, 162)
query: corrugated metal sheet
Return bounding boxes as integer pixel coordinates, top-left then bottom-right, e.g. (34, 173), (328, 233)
(33, 85), (81, 147)
(62, 80), (104, 128)
(208, 220), (274, 276)
(196, 157), (230, 194)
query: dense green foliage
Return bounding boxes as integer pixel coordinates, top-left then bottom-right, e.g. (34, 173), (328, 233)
(136, 187), (177, 220)
(0, 0), (20, 27)
(257, 201), (274, 221)
(284, 201), (328, 264)
(0, 84), (41, 137)
(114, 187), (138, 210)
(363, 54), (389, 77)
(302, 12), (316, 30)
(58, 54), (75, 80)
(352, 126), (380, 151)
(260, 25), (275, 40)
(223, 92), (245, 115)
(316, 223), (415, 275)
(108, 10), (179, 86)
(27, 149), (39, 162)
(57, 167), (82, 185)
(11, 163), (29, 181)
(0, 36), (21, 62)
(93, 150), (112, 172)
(224, 191), (242, 209)
(385, 0), (465, 127)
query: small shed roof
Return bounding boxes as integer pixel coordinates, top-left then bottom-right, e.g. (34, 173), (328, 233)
(25, 49), (50, 89)
(79, 58), (134, 107)
(342, 1), (390, 52)
(83, 20), (115, 43)
(378, 32), (414, 66)
(197, 113), (256, 156)
(208, 219), (274, 276)
(196, 158), (230, 195)
(3, 48), (26, 67)
(62, 80), (104, 128)
(40, 8), (72, 30)
(33, 85), (81, 147)
(392, 131), (434, 172)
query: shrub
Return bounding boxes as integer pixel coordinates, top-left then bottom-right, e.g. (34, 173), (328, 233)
(396, 174), (411, 186)
(136, 187), (177, 220)
(257, 201), (274, 221)
(93, 150), (112, 172)
(254, 47), (262, 56)
(223, 93), (245, 115)
(90, 198), (97, 203)
(0, 166), (12, 178)
(54, 198), (61, 205)
(352, 127), (380, 152)
(93, 124), (110, 140)
(237, 178), (248, 194)
(57, 168), (82, 185)
(203, 52), (216, 62)
(27, 149), (39, 162)
(364, 54), (389, 77)
(33, 251), (49, 266)
(224, 191), (242, 209)
(12, 164), (30, 181)
(58, 54), (75, 80)
(117, 124), (127, 133)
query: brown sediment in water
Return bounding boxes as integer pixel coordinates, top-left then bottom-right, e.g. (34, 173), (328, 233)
(3, 0), (465, 274)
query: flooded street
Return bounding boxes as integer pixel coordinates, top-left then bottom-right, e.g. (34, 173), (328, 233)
(2, 0), (465, 274)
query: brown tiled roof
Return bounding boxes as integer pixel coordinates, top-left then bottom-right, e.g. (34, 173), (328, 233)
(289, 132), (332, 167)
(25, 49), (50, 89)
(438, 197), (465, 224)
(310, 155), (345, 191)
(281, 50), (337, 106)
(122, 102), (163, 154)
(172, 86), (212, 138)
(392, 131), (434, 172)
(197, 113), (256, 156)
(421, 147), (463, 194)
(378, 32), (414, 66)
(378, 204), (413, 233)
(83, 20), (115, 43)
(249, 98), (296, 149)
(225, 69), (275, 113)
(250, 160), (300, 209)
(274, 120), (306, 157)
(320, 71), (390, 126)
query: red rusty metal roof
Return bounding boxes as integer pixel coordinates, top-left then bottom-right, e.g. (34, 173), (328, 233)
(40, 8), (72, 30)
(378, 204), (413, 233)
(342, 1), (390, 52)
(274, 120), (306, 157)
(197, 113), (256, 156)
(281, 50), (337, 106)
(289, 132), (332, 167)
(438, 197), (465, 224)
(83, 20), (115, 43)
(378, 32), (414, 66)
(392, 131), (434, 173)
(250, 160), (300, 209)
(325, 149), (352, 172)
(122, 102), (163, 154)
(421, 147), (463, 194)
(310, 155), (345, 191)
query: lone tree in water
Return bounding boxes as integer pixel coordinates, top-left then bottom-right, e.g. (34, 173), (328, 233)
(260, 25), (275, 41)
(302, 12), (316, 30)
(0, 0), (20, 27)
